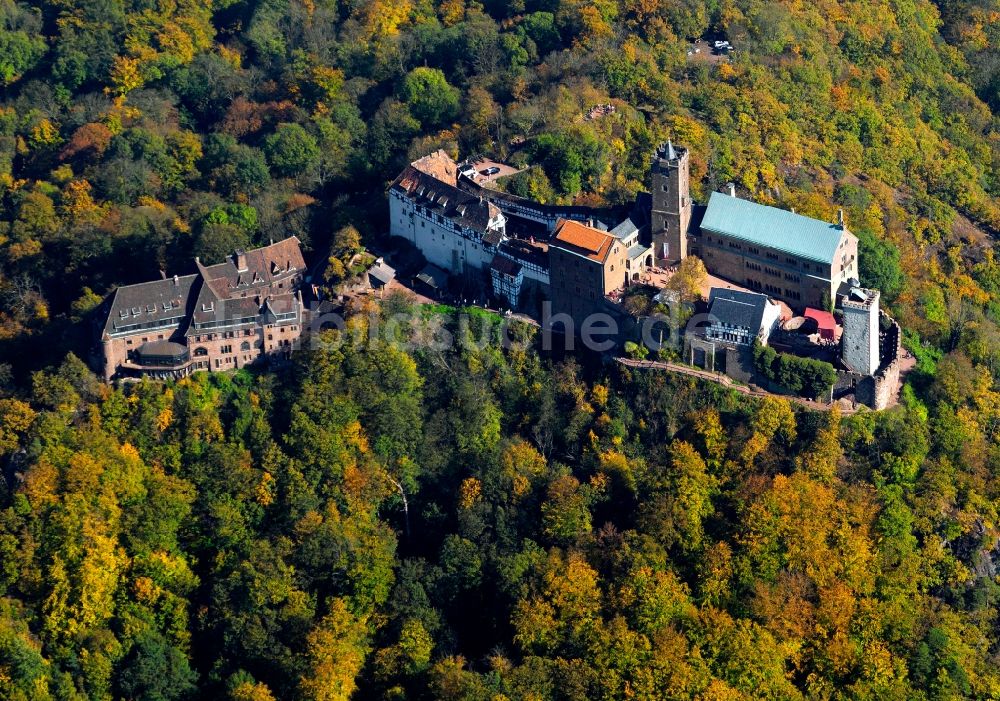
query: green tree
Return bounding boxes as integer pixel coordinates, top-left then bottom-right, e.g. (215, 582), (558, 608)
(264, 123), (320, 178)
(400, 68), (460, 128)
(857, 229), (904, 300)
(117, 631), (198, 701)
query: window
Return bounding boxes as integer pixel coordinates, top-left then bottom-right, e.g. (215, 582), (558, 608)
(240, 341), (251, 351)
(221, 344), (232, 354)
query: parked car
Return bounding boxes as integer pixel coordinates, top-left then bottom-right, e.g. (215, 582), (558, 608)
(482, 166), (500, 176)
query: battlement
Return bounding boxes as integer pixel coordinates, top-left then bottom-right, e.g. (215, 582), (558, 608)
(842, 287), (880, 311)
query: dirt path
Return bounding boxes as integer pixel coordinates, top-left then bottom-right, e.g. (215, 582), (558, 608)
(616, 357), (860, 414)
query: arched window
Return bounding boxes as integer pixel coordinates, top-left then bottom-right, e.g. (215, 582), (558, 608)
(240, 341), (251, 351)
(193, 347), (208, 356)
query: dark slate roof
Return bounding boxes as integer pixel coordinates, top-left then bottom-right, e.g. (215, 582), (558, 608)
(186, 291), (298, 336)
(416, 263), (449, 289)
(102, 275), (198, 337)
(490, 254), (522, 277)
(610, 217), (641, 239)
(102, 237), (306, 339)
(368, 260), (396, 285)
(708, 288), (773, 331)
(499, 240), (548, 269)
(482, 229), (504, 247)
(391, 166), (502, 232)
(626, 243), (650, 261)
(197, 237), (305, 301)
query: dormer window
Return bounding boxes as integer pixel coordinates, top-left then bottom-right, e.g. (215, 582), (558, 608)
(131, 307), (141, 316)
(162, 301), (172, 311)
(119, 310), (128, 319)
(202, 302), (214, 312)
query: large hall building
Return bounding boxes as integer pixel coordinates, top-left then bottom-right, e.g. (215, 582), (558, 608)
(98, 238), (307, 381)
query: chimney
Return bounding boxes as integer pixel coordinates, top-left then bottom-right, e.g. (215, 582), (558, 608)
(159, 269), (167, 280)
(837, 209), (845, 228)
(235, 250), (248, 272)
(727, 183), (736, 197)
(173, 274), (179, 286)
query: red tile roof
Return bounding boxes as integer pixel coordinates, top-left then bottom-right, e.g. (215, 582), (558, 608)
(551, 219), (615, 263)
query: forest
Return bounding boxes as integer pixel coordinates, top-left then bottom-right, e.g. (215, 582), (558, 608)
(1, 0), (1000, 698)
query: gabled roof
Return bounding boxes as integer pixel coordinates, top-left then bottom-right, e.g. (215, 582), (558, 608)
(551, 219), (616, 263)
(368, 259), (396, 285)
(102, 237), (306, 340)
(416, 264), (449, 290)
(197, 237), (305, 300)
(102, 275), (198, 336)
(391, 158), (502, 232)
(708, 288), (776, 332)
(609, 217), (640, 239)
(490, 254), (522, 277)
(701, 192), (848, 265)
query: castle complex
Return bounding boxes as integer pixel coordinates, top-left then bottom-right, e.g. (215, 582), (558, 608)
(389, 142), (895, 406)
(391, 144), (861, 314)
(94, 141), (893, 407)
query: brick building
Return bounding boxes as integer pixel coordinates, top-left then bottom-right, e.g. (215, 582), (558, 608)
(99, 237), (307, 381)
(689, 191), (859, 310)
(548, 219), (628, 323)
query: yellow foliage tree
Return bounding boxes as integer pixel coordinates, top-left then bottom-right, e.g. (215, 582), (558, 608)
(299, 598), (371, 701)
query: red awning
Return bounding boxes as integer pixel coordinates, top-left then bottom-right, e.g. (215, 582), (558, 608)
(804, 308), (837, 340)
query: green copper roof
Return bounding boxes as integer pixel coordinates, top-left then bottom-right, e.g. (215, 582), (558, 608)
(701, 192), (847, 265)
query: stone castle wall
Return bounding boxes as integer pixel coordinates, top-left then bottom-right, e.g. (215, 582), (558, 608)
(838, 310), (902, 410)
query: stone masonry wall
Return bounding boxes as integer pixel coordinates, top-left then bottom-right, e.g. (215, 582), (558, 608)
(840, 310), (902, 410)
